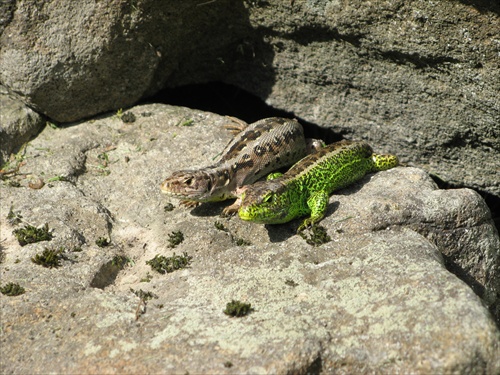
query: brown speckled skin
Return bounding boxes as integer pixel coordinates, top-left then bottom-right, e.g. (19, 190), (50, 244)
(160, 118), (310, 208)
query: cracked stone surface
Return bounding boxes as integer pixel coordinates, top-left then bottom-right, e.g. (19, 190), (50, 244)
(1, 104), (499, 373)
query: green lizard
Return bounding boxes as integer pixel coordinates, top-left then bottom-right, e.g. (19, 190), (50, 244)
(160, 117), (323, 215)
(238, 140), (399, 231)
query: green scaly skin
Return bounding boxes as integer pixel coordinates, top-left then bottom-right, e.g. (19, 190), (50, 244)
(238, 140), (399, 231)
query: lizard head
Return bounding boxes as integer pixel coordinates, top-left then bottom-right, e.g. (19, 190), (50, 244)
(238, 180), (291, 224)
(160, 170), (217, 202)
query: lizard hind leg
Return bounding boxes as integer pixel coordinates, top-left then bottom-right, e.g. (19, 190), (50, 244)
(223, 116), (249, 135)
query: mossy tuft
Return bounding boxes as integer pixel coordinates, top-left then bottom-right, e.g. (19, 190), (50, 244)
(14, 224), (52, 246)
(111, 255), (131, 269)
(223, 300), (253, 317)
(7, 205), (23, 225)
(115, 108), (124, 119)
(120, 112), (136, 123)
(146, 252), (192, 274)
(176, 118), (194, 127)
(140, 272), (153, 283)
(234, 237), (251, 246)
(214, 221), (228, 232)
(167, 231), (184, 248)
(285, 279), (299, 287)
(163, 203), (175, 212)
(96, 237), (110, 248)
(47, 175), (69, 182)
(0, 282), (26, 296)
(299, 224), (331, 246)
(31, 248), (62, 268)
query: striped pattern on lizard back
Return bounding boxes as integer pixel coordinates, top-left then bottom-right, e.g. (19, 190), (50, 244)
(160, 117), (310, 212)
(238, 140), (399, 230)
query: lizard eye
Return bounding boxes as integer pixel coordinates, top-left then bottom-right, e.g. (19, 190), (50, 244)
(184, 177), (193, 185)
(262, 192), (274, 203)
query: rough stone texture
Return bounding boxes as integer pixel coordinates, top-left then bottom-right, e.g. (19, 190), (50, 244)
(1, 0), (499, 202)
(1, 104), (499, 373)
(0, 86), (45, 166)
(229, 0), (500, 200)
(319, 166), (500, 321)
(0, 0), (249, 122)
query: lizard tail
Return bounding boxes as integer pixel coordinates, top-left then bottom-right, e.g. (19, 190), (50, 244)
(371, 153), (399, 171)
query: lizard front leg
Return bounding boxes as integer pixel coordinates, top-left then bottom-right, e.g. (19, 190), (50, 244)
(298, 190), (329, 232)
(221, 186), (248, 216)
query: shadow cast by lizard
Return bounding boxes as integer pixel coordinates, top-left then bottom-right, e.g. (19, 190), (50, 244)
(188, 201), (229, 218)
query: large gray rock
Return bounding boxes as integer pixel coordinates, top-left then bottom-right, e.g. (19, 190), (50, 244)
(1, 104), (498, 373)
(229, 1), (500, 200)
(0, 0), (248, 122)
(1, 0), (498, 201)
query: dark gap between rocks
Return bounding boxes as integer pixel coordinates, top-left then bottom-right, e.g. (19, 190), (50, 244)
(146, 81), (500, 234)
(146, 81), (344, 144)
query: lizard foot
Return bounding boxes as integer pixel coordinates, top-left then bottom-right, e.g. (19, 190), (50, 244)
(221, 207), (237, 217)
(221, 198), (242, 217)
(180, 200), (200, 208)
(297, 217), (318, 232)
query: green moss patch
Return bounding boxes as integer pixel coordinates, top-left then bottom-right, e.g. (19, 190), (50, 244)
(14, 224), (52, 246)
(223, 300), (253, 317)
(96, 237), (110, 248)
(146, 252), (192, 274)
(7, 205), (23, 225)
(167, 231), (184, 248)
(0, 282), (26, 296)
(131, 288), (158, 301)
(111, 255), (132, 269)
(234, 237), (251, 246)
(299, 224), (331, 246)
(214, 221), (228, 232)
(31, 248), (62, 268)
(163, 203), (175, 212)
